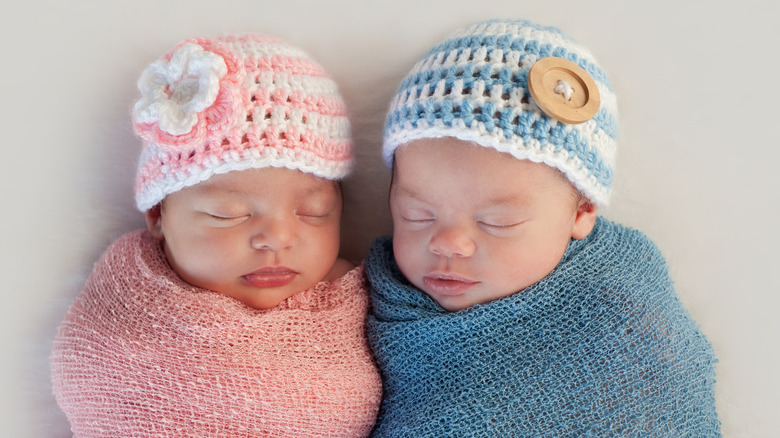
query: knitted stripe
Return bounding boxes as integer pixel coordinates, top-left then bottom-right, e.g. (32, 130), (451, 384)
(384, 102), (615, 185)
(135, 139), (352, 211)
(409, 28), (613, 92)
(251, 89), (348, 125)
(220, 33), (319, 62)
(390, 58), (617, 138)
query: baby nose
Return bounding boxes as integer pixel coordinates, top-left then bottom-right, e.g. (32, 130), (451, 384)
(428, 224), (476, 258)
(249, 216), (294, 251)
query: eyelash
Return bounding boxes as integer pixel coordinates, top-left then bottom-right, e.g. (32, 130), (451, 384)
(402, 216), (519, 227)
(402, 216), (434, 223)
(479, 221), (519, 229)
(208, 213), (248, 221)
(297, 205), (333, 216)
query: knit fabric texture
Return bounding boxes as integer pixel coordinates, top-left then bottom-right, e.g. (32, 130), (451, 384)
(366, 217), (720, 437)
(133, 34), (353, 211)
(383, 19), (618, 206)
(51, 230), (381, 437)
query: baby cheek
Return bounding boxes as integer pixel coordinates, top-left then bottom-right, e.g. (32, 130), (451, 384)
(512, 242), (567, 281)
(183, 233), (244, 268)
(319, 228), (342, 261)
(393, 234), (426, 276)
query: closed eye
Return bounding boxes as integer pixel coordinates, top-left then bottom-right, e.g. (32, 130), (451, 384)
(295, 194), (338, 223)
(205, 212), (250, 226)
(402, 216), (434, 223)
(477, 220), (526, 233)
(209, 212), (247, 219)
(296, 209), (335, 225)
(479, 221), (521, 229)
(297, 211), (330, 218)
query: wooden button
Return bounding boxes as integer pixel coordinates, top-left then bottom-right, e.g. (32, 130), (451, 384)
(527, 57), (600, 124)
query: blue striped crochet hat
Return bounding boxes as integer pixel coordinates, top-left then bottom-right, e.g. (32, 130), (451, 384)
(383, 19), (618, 206)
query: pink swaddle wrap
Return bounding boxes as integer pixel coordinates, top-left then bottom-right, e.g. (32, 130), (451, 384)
(51, 230), (381, 437)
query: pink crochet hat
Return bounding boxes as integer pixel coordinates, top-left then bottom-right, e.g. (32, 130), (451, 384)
(133, 34), (353, 211)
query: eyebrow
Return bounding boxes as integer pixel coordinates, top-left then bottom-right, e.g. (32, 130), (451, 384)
(393, 184), (530, 209)
(196, 179), (338, 198)
(483, 193), (531, 208)
(195, 184), (249, 197)
(391, 185), (424, 201)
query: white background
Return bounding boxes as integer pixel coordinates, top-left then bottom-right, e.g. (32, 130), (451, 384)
(1, 1), (777, 436)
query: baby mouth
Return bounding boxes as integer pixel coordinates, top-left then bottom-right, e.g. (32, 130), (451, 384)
(243, 267), (297, 288)
(422, 274), (478, 296)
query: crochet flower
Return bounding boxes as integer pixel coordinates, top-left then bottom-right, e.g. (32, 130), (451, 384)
(133, 41), (244, 150)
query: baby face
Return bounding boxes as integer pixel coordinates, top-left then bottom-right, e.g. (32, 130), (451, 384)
(389, 137), (596, 312)
(148, 167), (343, 309)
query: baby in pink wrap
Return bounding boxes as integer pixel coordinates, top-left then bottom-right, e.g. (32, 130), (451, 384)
(51, 34), (381, 437)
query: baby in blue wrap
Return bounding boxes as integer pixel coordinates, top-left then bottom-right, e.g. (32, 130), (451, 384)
(365, 19), (721, 437)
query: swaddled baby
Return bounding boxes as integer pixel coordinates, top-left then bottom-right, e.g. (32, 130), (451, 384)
(366, 19), (720, 437)
(51, 34), (381, 437)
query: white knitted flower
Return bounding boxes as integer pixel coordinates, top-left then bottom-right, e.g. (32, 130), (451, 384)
(134, 43), (228, 136)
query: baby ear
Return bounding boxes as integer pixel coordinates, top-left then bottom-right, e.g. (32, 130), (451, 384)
(571, 199), (597, 240)
(144, 204), (165, 240)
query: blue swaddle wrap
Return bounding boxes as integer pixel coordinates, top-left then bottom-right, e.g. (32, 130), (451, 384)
(366, 217), (720, 437)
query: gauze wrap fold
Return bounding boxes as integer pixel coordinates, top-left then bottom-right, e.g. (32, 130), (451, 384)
(51, 230), (381, 437)
(366, 217), (720, 437)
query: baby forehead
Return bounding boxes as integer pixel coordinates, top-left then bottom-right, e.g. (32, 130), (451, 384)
(394, 139), (564, 181)
(186, 167), (341, 198)
(394, 136), (546, 169)
(391, 139), (577, 203)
